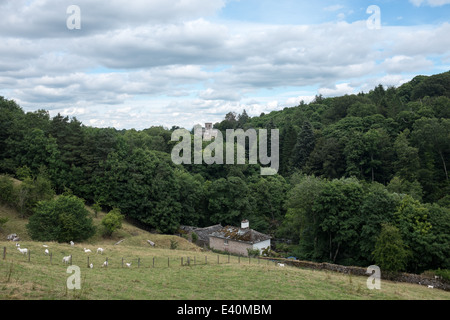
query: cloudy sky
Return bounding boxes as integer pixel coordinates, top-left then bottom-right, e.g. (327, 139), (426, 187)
(1, 0), (450, 130)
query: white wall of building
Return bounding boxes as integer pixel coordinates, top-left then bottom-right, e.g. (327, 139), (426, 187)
(253, 239), (271, 254)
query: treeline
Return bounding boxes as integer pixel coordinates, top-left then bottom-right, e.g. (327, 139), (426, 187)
(0, 71), (449, 274)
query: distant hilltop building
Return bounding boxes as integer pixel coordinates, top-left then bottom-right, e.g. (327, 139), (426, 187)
(203, 123), (218, 140)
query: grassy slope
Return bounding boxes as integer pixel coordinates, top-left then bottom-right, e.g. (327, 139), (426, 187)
(1, 204), (450, 300)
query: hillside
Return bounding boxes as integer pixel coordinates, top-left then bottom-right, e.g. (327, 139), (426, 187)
(1, 204), (450, 300)
(0, 70), (449, 277)
(0, 203), (200, 252)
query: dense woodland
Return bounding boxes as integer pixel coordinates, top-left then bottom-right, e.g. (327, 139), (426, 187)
(0, 71), (449, 274)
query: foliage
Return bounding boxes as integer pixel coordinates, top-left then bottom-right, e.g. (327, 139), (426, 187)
(373, 223), (410, 272)
(101, 208), (124, 237)
(1, 70), (450, 274)
(0, 175), (15, 205)
(0, 217), (8, 229)
(170, 239), (179, 250)
(247, 248), (261, 257)
(26, 195), (96, 243)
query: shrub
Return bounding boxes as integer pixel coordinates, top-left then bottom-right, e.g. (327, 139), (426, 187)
(170, 239), (178, 250)
(191, 232), (198, 243)
(0, 175), (15, 205)
(101, 208), (124, 237)
(373, 223), (410, 272)
(247, 248), (260, 257)
(0, 217), (8, 230)
(26, 195), (96, 242)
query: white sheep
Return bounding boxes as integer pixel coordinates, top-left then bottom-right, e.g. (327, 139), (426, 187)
(62, 255), (71, 264)
(17, 247), (28, 255)
(15, 243), (20, 247)
(89, 263), (94, 269)
(428, 285), (434, 289)
(97, 248), (104, 254)
(83, 248), (92, 253)
(277, 263), (285, 267)
(44, 249), (49, 255)
(70, 241), (74, 246)
(125, 262), (132, 268)
(43, 244), (48, 248)
(102, 261), (108, 268)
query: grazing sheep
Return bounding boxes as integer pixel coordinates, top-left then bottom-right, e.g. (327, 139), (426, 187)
(83, 248), (92, 253)
(89, 263), (94, 269)
(97, 248), (104, 254)
(15, 243), (20, 247)
(43, 244), (48, 248)
(62, 255), (71, 264)
(44, 249), (49, 255)
(125, 262), (132, 268)
(428, 285), (434, 289)
(70, 241), (74, 246)
(102, 261), (108, 268)
(277, 263), (285, 267)
(17, 247), (28, 255)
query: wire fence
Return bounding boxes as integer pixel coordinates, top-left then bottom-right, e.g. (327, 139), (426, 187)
(2, 245), (278, 270)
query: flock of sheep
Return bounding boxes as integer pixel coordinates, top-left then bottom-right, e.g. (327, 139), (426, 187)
(13, 240), (125, 268)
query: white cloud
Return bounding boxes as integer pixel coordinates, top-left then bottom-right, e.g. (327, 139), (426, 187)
(324, 5), (344, 12)
(1, 1), (449, 130)
(409, 0), (450, 7)
(318, 83), (356, 97)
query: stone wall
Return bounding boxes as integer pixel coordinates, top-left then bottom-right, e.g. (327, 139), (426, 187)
(267, 258), (450, 291)
(209, 237), (252, 256)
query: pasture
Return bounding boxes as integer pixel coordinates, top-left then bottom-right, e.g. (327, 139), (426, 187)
(1, 204), (450, 300)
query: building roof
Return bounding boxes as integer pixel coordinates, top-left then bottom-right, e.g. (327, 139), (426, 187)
(182, 224), (223, 244)
(209, 225), (271, 244)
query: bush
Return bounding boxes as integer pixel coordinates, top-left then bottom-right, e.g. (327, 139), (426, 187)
(191, 232), (198, 243)
(101, 208), (124, 237)
(26, 195), (96, 243)
(170, 239), (178, 250)
(0, 217), (8, 230)
(0, 175), (14, 205)
(373, 223), (410, 272)
(247, 248), (260, 257)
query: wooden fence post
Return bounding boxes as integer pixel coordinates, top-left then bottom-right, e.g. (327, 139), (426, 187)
(138, 258), (140, 268)
(153, 257), (155, 268)
(50, 252), (52, 265)
(168, 257), (170, 267)
(70, 255), (72, 266)
(2, 247), (6, 260)
(122, 257), (124, 268)
(181, 257), (183, 266)
(217, 255), (219, 264)
(28, 249), (31, 262)
(205, 256), (207, 265)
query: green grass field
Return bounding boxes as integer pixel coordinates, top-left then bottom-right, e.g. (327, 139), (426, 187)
(1, 204), (450, 300)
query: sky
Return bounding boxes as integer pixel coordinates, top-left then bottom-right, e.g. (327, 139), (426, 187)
(1, 0), (450, 130)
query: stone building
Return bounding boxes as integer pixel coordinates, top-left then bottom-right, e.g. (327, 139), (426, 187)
(208, 220), (271, 257)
